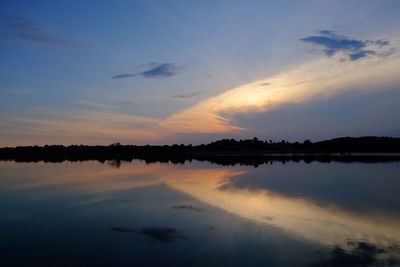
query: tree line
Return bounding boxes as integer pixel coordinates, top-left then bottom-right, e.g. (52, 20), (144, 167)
(1, 136), (400, 165)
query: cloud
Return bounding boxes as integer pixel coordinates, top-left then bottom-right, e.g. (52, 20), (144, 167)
(260, 82), (271, 86)
(2, 38), (399, 146)
(0, 108), (162, 146)
(349, 50), (375, 61)
(160, 48), (400, 135)
(141, 63), (180, 78)
(301, 30), (390, 61)
(72, 100), (114, 110)
(172, 92), (202, 98)
(112, 63), (181, 79)
(0, 14), (72, 46)
(0, 87), (34, 96)
(375, 39), (389, 47)
(112, 73), (136, 79)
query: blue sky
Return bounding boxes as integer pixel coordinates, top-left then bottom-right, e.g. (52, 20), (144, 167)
(1, 0), (400, 145)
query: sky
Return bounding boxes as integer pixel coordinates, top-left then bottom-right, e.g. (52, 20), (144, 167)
(1, 0), (400, 146)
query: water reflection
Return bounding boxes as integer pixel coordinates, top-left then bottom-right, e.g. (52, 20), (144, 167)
(310, 241), (400, 266)
(160, 166), (400, 248)
(112, 227), (187, 243)
(0, 160), (399, 266)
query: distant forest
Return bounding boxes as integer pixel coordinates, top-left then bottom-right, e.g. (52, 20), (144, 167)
(1, 136), (400, 166)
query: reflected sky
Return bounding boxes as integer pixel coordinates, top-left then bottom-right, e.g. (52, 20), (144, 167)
(0, 160), (399, 266)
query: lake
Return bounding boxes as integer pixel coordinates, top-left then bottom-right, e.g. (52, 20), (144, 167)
(0, 159), (399, 266)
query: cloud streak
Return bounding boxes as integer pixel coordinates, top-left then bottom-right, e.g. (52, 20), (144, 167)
(112, 63), (181, 79)
(0, 87), (34, 96)
(1, 38), (399, 146)
(0, 14), (72, 46)
(72, 100), (114, 110)
(172, 92), (202, 98)
(301, 30), (390, 61)
(160, 47), (400, 135)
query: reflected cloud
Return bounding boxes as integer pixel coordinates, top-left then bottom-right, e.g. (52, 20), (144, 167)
(111, 226), (186, 243)
(161, 167), (400, 247)
(173, 204), (204, 212)
(0, 212), (30, 222)
(310, 241), (400, 267)
(1, 160), (400, 249)
(111, 227), (136, 233)
(139, 227), (186, 243)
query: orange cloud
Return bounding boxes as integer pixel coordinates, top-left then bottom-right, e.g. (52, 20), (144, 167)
(1, 45), (400, 146)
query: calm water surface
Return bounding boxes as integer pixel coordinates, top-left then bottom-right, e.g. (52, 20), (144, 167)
(0, 160), (399, 266)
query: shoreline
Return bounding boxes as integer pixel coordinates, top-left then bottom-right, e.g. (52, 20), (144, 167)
(2, 151), (400, 165)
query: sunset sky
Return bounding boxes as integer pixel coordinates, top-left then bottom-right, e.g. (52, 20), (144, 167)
(1, 0), (400, 146)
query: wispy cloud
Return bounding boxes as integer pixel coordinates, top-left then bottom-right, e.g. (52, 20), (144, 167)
(161, 48), (400, 135)
(2, 39), (399, 145)
(72, 100), (114, 110)
(112, 63), (182, 79)
(0, 14), (72, 46)
(172, 92), (202, 98)
(301, 30), (390, 61)
(260, 82), (271, 86)
(0, 87), (34, 96)
(0, 108), (161, 145)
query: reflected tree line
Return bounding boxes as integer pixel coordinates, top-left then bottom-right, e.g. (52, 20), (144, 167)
(310, 241), (400, 267)
(1, 136), (400, 167)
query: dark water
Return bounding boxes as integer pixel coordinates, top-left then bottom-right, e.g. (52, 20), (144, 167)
(0, 160), (399, 266)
